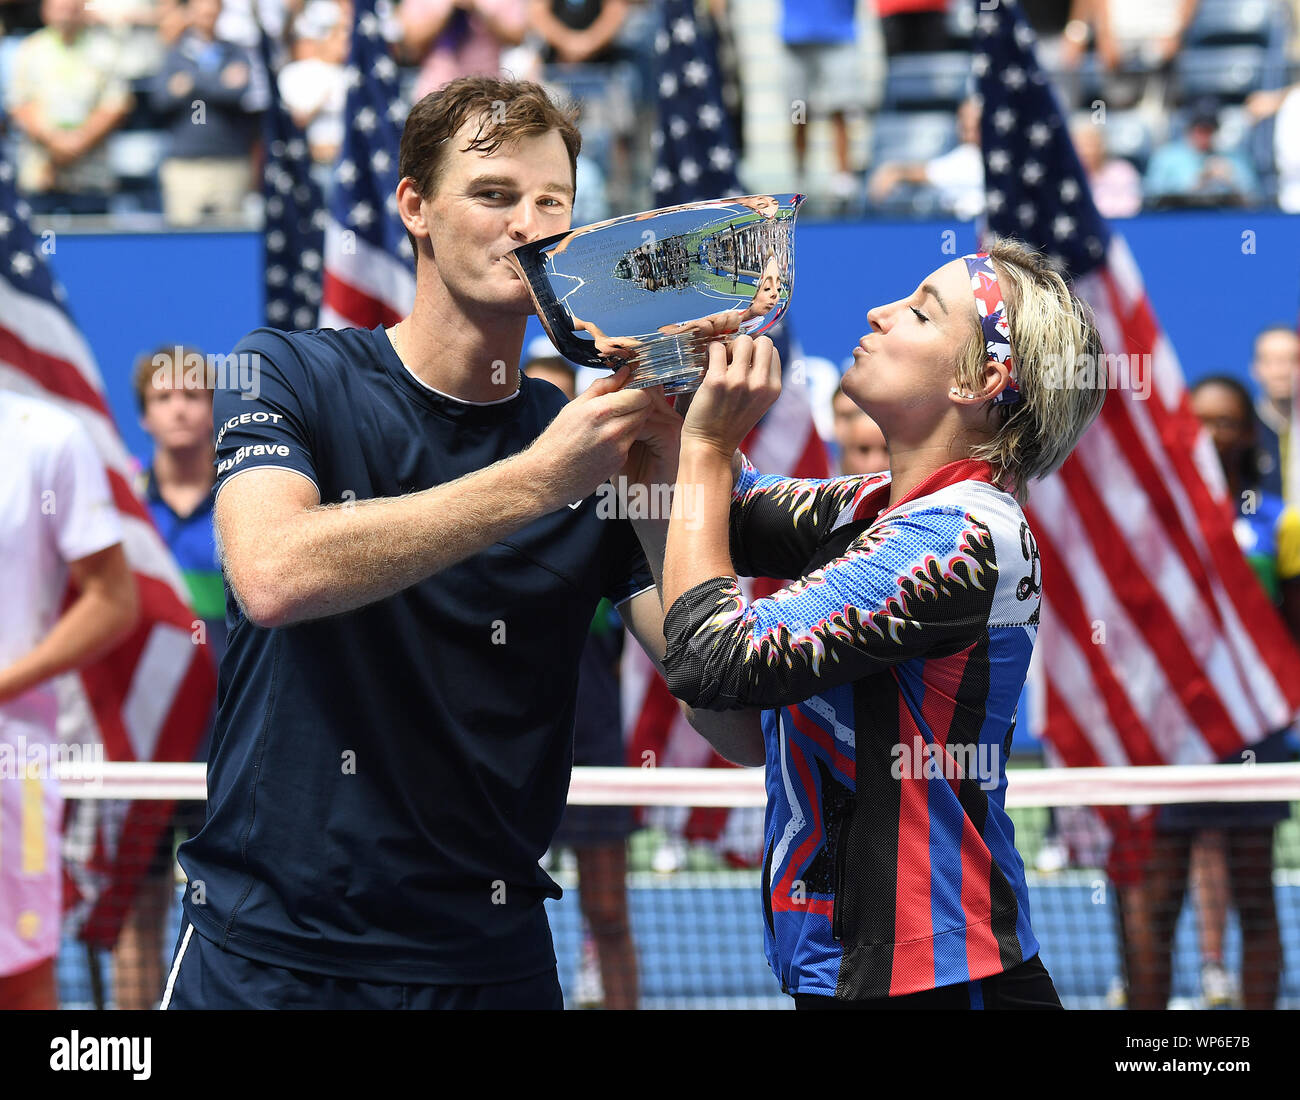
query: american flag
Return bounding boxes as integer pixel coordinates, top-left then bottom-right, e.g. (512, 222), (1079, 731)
(259, 30), (326, 331)
(318, 0), (415, 329)
(0, 160), (216, 946)
(975, 2), (1300, 875)
(623, 0), (830, 864)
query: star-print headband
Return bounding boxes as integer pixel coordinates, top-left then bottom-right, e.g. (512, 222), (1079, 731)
(962, 252), (1021, 408)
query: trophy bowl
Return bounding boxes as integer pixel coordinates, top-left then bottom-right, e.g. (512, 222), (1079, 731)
(505, 193), (804, 395)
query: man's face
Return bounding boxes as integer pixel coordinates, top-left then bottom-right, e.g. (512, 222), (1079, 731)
(416, 122), (574, 317)
(1252, 329), (1300, 404)
(1189, 122), (1215, 154)
(190, 0), (223, 38)
(841, 259), (979, 423)
(42, 0), (83, 32)
(840, 411), (890, 477)
(141, 384), (214, 453)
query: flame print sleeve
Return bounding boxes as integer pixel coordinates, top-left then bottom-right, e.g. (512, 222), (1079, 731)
(664, 507), (1000, 710)
(729, 454), (884, 579)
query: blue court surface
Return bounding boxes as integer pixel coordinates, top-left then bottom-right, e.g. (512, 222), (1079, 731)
(57, 872), (1300, 1010)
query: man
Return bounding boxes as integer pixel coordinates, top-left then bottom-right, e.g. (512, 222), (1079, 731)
(1144, 100), (1257, 208)
(5, 0), (133, 214)
(1250, 324), (1300, 500)
(112, 347), (223, 1009)
(0, 390), (139, 1009)
(151, 0), (268, 225)
(162, 75), (741, 1010)
(780, 0), (863, 205)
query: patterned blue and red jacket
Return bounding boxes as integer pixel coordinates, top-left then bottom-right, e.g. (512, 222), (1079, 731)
(662, 455), (1043, 999)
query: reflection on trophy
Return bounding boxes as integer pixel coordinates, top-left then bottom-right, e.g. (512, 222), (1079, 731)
(505, 194), (803, 394)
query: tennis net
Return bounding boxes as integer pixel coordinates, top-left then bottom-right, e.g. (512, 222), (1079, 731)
(49, 760), (1300, 1009)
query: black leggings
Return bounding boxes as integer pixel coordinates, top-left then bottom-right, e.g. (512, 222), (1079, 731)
(794, 954), (1063, 1010)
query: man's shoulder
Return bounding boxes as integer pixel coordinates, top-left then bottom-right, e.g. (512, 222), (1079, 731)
(231, 325), (375, 384)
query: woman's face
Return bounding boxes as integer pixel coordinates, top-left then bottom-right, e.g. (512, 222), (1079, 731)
(1191, 382), (1253, 464)
(840, 259), (978, 426)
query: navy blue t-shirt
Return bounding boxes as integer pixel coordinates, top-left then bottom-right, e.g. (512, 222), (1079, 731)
(178, 325), (653, 984)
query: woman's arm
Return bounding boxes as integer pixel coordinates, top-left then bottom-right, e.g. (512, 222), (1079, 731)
(661, 337), (989, 711)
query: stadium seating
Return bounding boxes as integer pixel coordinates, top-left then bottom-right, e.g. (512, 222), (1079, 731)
(1100, 110), (1155, 173)
(105, 131), (165, 213)
(869, 110), (957, 165)
(1176, 45), (1284, 104)
(1184, 0), (1284, 48)
(865, 110), (959, 217)
(882, 51), (973, 112)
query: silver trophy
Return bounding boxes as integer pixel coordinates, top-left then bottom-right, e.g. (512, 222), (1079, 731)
(505, 193), (803, 395)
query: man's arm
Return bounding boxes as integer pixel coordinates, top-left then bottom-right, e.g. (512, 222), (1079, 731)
(618, 586), (765, 767)
(0, 544), (139, 704)
(218, 369), (652, 628)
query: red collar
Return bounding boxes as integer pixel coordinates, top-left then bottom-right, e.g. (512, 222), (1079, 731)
(852, 459), (1003, 525)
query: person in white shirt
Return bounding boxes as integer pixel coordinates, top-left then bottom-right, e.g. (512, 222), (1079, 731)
(0, 391), (139, 1010)
(867, 97), (984, 220)
(1247, 82), (1300, 213)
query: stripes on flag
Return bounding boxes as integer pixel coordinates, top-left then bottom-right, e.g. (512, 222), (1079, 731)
(975, 1), (1300, 878)
(318, 0), (414, 330)
(0, 159), (215, 947)
(622, 0), (828, 864)
(259, 29), (326, 331)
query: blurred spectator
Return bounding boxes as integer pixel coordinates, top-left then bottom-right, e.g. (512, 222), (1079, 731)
(0, 390), (139, 1009)
(840, 408), (889, 477)
(525, 344), (639, 1011)
(1071, 118), (1142, 218)
(1121, 375), (1295, 1010)
(1072, 0), (1199, 112)
(1246, 81), (1300, 213)
(399, 0), (527, 101)
(277, 0), (349, 182)
(213, 0), (296, 50)
(1250, 323), (1300, 499)
(531, 0), (626, 64)
(831, 384), (862, 454)
(85, 0), (177, 81)
(151, 0), (269, 225)
(1143, 99), (1257, 208)
(111, 347), (224, 1009)
(531, 1), (633, 203)
(5, 0), (134, 215)
(875, 0), (949, 56)
(867, 95), (983, 219)
(781, 0), (862, 204)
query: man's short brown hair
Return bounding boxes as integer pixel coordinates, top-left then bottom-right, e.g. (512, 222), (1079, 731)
(132, 344), (212, 412)
(398, 76), (582, 254)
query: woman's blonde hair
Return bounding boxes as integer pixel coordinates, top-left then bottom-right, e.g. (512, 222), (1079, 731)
(953, 237), (1107, 502)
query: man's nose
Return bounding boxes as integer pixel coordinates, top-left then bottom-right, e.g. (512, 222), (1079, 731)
(507, 200), (541, 243)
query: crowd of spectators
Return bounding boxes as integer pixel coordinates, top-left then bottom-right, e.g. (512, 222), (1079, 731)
(0, 0), (1299, 225)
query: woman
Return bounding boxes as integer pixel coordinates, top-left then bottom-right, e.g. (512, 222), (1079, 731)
(651, 238), (1107, 1008)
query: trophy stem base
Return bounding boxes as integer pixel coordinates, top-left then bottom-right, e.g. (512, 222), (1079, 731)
(616, 333), (710, 395)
